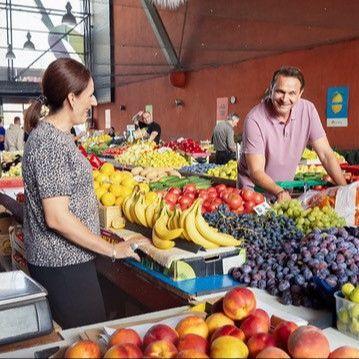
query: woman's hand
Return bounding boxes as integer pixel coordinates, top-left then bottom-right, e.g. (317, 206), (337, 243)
(113, 238), (151, 262)
(276, 190), (291, 203)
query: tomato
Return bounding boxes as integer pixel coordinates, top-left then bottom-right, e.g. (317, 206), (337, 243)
(313, 185), (323, 191)
(178, 195), (193, 209)
(207, 191), (218, 201)
(220, 189), (231, 202)
(212, 198), (222, 207)
(198, 189), (209, 201)
(244, 200), (256, 213)
(165, 192), (178, 205)
(242, 188), (255, 202)
(227, 193), (243, 210)
(232, 206), (244, 214)
(185, 192), (196, 200)
(215, 184), (227, 194)
(231, 188), (242, 196)
(183, 183), (197, 193)
(252, 192), (265, 205)
(169, 187), (182, 196)
(207, 187), (217, 195)
(206, 203), (217, 212)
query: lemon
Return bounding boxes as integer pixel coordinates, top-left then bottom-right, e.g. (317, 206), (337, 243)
(100, 162), (115, 175)
(109, 184), (123, 197)
(101, 192), (116, 206)
(138, 182), (150, 193)
(122, 177), (136, 188)
(101, 183), (111, 190)
(145, 191), (158, 205)
(115, 196), (125, 206)
(92, 169), (100, 179)
(95, 187), (107, 200)
(96, 173), (110, 183)
(110, 171), (123, 184)
(121, 186), (133, 198)
(111, 217), (125, 229)
(121, 171), (133, 179)
(93, 181), (100, 190)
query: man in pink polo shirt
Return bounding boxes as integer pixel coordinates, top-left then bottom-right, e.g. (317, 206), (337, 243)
(238, 66), (346, 202)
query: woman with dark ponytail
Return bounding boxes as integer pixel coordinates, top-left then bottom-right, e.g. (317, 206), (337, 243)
(22, 58), (146, 329)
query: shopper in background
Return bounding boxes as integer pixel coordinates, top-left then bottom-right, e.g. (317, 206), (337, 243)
(5, 116), (24, 151)
(212, 113), (240, 164)
(133, 111), (161, 144)
(0, 117), (5, 151)
(22, 58), (146, 329)
(108, 126), (116, 138)
(238, 66), (346, 202)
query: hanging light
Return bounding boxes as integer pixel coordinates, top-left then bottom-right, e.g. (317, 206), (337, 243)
(149, 0), (187, 9)
(23, 31), (35, 50)
(62, 2), (76, 26)
(5, 44), (15, 59)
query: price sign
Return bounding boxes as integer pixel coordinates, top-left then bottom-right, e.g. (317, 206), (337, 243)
(253, 201), (271, 216)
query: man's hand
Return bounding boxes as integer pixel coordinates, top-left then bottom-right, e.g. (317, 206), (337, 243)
(276, 190), (291, 203)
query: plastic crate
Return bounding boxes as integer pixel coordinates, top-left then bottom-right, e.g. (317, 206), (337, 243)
(255, 179), (327, 193)
(334, 291), (359, 341)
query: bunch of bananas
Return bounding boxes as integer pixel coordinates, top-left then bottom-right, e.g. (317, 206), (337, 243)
(122, 191), (241, 250)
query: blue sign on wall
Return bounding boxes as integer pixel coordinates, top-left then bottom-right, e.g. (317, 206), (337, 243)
(326, 86), (349, 127)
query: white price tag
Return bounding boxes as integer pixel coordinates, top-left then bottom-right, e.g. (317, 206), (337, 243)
(253, 201), (271, 215)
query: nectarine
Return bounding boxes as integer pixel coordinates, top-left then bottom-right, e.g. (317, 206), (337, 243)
(143, 324), (179, 349)
(143, 339), (178, 358)
(205, 312), (234, 335)
(256, 346), (290, 358)
(273, 321), (298, 351)
(328, 345), (359, 358)
(104, 344), (143, 358)
(108, 328), (142, 348)
(210, 335), (249, 358)
(177, 334), (209, 354)
(247, 333), (276, 358)
(210, 324), (245, 343)
(288, 325), (330, 359)
(240, 314), (270, 340)
(223, 287), (256, 320)
(65, 340), (101, 358)
(176, 349), (209, 358)
(175, 316), (209, 339)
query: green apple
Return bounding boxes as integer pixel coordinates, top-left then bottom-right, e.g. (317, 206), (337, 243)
(342, 283), (355, 298)
(349, 287), (359, 304)
(338, 308), (350, 324)
(349, 317), (359, 335)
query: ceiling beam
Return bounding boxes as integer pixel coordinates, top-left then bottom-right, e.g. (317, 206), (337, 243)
(140, 0), (180, 69)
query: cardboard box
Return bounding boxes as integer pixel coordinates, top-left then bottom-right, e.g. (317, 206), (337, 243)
(98, 203), (122, 229)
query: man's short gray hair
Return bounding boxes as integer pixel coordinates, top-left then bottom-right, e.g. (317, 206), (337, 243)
(228, 113), (239, 121)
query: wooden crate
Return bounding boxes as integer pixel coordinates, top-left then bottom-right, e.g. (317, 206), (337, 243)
(98, 203), (122, 229)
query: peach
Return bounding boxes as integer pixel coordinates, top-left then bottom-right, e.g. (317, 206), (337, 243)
(328, 346), (359, 358)
(240, 314), (270, 340)
(223, 287), (256, 320)
(252, 309), (270, 327)
(288, 325), (330, 358)
(210, 335), (249, 358)
(108, 328), (142, 348)
(143, 339), (178, 358)
(104, 344), (143, 358)
(273, 321), (298, 351)
(256, 346), (290, 358)
(177, 334), (209, 354)
(205, 312), (234, 335)
(65, 340), (101, 358)
(175, 316), (209, 339)
(211, 324), (245, 343)
(247, 333), (277, 358)
(176, 349), (209, 358)
(143, 324), (179, 349)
